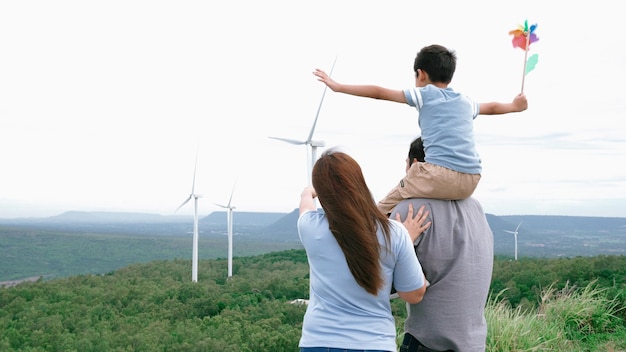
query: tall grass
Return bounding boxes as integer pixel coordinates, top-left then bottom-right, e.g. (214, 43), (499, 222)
(486, 291), (565, 351)
(486, 280), (626, 352)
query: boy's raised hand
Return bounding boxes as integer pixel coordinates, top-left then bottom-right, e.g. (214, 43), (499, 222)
(313, 68), (340, 91)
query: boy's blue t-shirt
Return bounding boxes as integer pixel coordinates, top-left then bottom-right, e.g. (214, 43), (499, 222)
(404, 85), (482, 174)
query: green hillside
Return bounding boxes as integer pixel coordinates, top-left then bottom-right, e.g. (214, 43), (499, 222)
(1, 251), (625, 351)
(0, 226), (303, 282)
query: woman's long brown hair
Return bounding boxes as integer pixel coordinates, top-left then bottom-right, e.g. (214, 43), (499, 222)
(312, 149), (391, 295)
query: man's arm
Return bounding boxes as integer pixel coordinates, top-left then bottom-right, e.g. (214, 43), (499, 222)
(313, 69), (406, 103)
(479, 93), (528, 115)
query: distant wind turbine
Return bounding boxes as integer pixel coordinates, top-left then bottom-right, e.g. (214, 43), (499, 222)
(503, 221), (522, 261)
(269, 56), (337, 185)
(176, 152), (202, 282)
(215, 180), (237, 278)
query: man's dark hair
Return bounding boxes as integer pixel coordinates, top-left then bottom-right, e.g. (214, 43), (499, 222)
(413, 44), (456, 83)
(408, 137), (425, 166)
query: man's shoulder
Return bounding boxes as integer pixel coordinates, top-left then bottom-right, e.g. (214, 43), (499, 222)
(396, 196), (482, 206)
(392, 197), (484, 217)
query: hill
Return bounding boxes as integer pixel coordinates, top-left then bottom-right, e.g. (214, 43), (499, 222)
(3, 210), (626, 250)
(1, 209), (625, 282)
(255, 210), (626, 257)
(498, 215), (626, 232)
(1, 252), (625, 351)
(4, 210), (625, 236)
(201, 211), (288, 226)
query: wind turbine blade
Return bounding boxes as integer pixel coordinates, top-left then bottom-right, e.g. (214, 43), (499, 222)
(503, 230), (516, 234)
(307, 56), (337, 143)
(227, 181), (237, 207)
(214, 203), (228, 208)
(191, 150), (199, 195)
(515, 221), (523, 232)
(176, 195), (193, 212)
(268, 136), (306, 145)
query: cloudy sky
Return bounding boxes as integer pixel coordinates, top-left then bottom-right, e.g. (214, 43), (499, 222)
(1, 0), (625, 219)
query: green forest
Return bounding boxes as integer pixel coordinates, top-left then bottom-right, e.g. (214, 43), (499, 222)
(1, 250), (626, 351)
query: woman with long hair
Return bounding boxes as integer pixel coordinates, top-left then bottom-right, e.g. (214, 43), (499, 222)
(297, 149), (429, 352)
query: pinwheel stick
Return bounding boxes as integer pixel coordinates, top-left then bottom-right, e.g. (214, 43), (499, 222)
(520, 33), (531, 94)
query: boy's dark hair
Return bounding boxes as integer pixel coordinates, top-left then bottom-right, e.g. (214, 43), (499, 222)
(408, 137), (425, 166)
(413, 44), (456, 84)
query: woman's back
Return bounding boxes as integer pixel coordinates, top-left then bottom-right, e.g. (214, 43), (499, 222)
(298, 209), (423, 351)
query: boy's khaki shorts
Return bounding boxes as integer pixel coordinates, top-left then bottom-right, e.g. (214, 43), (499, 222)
(377, 162), (480, 215)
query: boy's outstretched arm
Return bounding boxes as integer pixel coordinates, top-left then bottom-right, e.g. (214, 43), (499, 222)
(479, 93), (528, 115)
(313, 69), (406, 103)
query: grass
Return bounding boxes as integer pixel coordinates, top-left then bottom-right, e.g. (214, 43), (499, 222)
(485, 280), (626, 352)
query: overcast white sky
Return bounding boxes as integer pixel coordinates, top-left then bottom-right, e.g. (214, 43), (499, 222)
(1, 0), (625, 219)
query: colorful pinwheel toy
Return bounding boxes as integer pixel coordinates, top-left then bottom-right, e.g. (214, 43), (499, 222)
(509, 19), (539, 93)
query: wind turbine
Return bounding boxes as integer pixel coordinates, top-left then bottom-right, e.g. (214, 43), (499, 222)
(176, 152), (202, 282)
(503, 221), (522, 261)
(269, 57), (337, 185)
(215, 181), (237, 278)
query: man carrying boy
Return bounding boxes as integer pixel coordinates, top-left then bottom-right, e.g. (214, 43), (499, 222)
(393, 137), (494, 352)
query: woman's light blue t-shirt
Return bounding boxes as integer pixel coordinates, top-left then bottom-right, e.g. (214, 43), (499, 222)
(297, 210), (424, 351)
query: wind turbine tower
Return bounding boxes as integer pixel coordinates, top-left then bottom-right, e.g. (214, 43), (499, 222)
(269, 57), (337, 185)
(176, 153), (202, 282)
(215, 181), (237, 278)
(503, 221), (522, 261)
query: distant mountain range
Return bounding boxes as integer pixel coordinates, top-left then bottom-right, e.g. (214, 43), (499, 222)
(2, 209), (626, 233)
(0, 210), (291, 226)
(2, 210), (626, 258)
